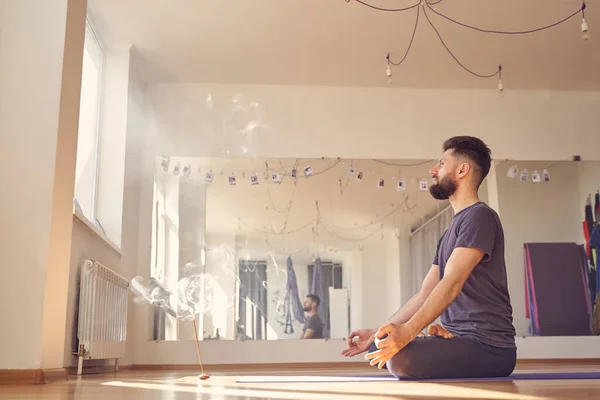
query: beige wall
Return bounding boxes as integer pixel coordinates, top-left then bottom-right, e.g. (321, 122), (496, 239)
(0, 0), (85, 370)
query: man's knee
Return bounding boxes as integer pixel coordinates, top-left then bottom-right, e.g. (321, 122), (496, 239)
(386, 346), (428, 380)
(386, 353), (415, 380)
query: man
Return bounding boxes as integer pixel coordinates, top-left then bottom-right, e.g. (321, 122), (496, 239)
(342, 136), (517, 380)
(300, 294), (323, 339)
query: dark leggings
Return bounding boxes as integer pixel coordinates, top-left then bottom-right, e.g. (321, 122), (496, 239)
(368, 335), (516, 380)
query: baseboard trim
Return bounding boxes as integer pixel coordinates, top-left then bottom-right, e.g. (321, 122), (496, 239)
(41, 369), (69, 383)
(65, 364), (132, 376)
(0, 368), (68, 385)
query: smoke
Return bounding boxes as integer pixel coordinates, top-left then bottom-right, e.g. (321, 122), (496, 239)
(219, 92), (268, 156)
(130, 276), (176, 317)
(129, 245), (295, 330)
(129, 273), (222, 321)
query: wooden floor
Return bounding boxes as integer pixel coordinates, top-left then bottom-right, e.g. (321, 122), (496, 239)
(2, 362), (600, 399)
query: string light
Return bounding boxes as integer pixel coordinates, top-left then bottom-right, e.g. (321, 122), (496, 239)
(386, 55), (392, 84)
(347, 0), (590, 90)
(582, 18), (589, 40)
(582, 2), (589, 41)
(498, 66), (504, 97)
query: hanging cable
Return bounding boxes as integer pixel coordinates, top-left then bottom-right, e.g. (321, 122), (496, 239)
(351, 0), (421, 12)
(387, 3), (421, 68)
(423, 5), (501, 78)
(425, 0), (586, 35)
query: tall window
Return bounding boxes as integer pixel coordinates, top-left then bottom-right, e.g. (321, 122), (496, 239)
(74, 19), (104, 222)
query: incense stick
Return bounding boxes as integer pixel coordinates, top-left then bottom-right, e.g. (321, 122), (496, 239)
(192, 319), (209, 379)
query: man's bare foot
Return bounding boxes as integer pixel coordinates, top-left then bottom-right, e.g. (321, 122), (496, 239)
(427, 323), (454, 339)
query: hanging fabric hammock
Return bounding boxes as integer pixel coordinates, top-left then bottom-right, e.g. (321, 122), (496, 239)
(283, 256), (305, 334)
(311, 257), (329, 338)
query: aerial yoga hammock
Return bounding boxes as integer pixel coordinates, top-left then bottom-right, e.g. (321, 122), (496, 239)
(283, 256), (306, 334)
(311, 257), (329, 339)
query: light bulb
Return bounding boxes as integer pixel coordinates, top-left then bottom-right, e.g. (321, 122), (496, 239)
(386, 63), (392, 84)
(498, 79), (504, 96)
(582, 18), (589, 40)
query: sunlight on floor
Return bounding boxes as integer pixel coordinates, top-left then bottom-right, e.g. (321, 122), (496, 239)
(102, 380), (375, 400)
(103, 376), (551, 400)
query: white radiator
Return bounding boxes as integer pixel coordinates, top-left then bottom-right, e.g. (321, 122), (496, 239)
(76, 259), (129, 375)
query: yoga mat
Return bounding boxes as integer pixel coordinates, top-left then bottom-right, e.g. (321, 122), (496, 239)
(235, 371), (600, 383)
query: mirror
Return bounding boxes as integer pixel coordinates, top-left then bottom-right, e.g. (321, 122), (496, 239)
(145, 156), (450, 341)
(140, 156), (600, 341)
(494, 160), (600, 338)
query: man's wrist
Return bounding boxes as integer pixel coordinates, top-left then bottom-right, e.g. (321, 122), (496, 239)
(404, 318), (423, 339)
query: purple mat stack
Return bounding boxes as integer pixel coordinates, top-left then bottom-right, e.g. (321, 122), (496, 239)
(524, 242), (592, 336)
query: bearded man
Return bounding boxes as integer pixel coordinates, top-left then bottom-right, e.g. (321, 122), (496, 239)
(342, 136), (517, 380)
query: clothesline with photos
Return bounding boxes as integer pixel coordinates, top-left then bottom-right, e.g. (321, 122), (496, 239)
(503, 161), (564, 183)
(159, 156), (437, 192)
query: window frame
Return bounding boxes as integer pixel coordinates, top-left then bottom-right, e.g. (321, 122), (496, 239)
(73, 15), (105, 225)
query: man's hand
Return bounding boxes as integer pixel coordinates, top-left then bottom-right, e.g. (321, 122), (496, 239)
(341, 328), (376, 357)
(364, 323), (418, 369)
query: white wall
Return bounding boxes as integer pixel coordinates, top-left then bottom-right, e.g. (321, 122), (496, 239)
(123, 82), (600, 365)
(142, 83), (600, 161)
(0, 0), (86, 370)
(0, 2), (4, 46)
(0, 0), (61, 369)
(496, 160), (597, 336)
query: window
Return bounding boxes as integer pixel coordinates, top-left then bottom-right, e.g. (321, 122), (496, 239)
(73, 19), (104, 222)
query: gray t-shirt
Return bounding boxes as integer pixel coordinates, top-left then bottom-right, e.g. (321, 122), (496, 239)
(303, 314), (323, 338)
(433, 202), (516, 349)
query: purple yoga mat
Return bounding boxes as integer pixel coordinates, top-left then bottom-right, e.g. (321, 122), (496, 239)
(235, 371), (600, 383)
(524, 242), (591, 336)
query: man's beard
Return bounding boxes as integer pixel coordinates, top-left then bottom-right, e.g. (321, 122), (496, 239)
(303, 306), (311, 312)
(429, 176), (457, 200)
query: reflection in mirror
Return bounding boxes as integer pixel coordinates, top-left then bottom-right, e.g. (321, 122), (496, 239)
(494, 160), (600, 338)
(145, 156), (450, 341)
(138, 157), (600, 342)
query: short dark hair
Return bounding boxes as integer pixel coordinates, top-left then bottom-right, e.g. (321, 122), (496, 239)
(443, 136), (491, 188)
(306, 294), (320, 307)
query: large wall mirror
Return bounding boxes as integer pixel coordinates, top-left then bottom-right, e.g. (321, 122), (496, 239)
(144, 156), (449, 341)
(139, 156), (600, 341)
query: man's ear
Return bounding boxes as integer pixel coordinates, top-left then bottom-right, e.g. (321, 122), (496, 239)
(458, 162), (470, 178)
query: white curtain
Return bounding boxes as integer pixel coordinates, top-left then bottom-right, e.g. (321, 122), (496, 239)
(409, 206), (453, 297)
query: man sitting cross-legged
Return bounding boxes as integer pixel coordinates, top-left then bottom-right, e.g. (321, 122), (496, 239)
(342, 136), (517, 380)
